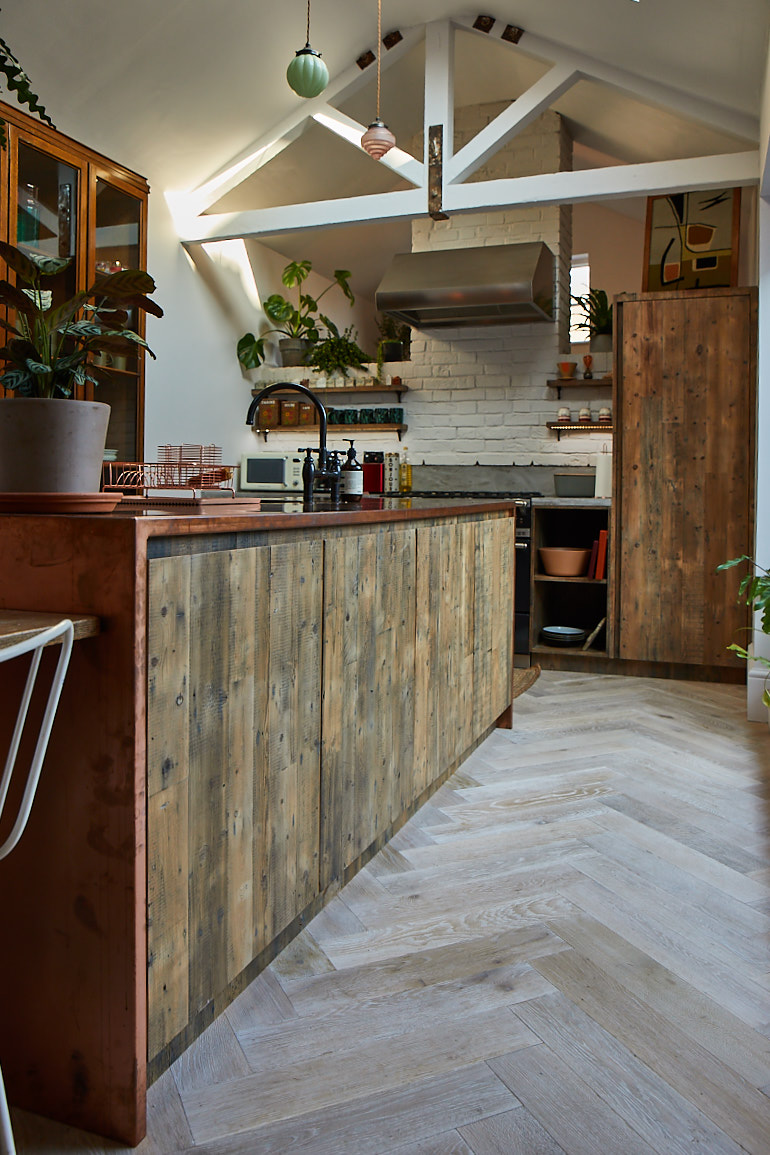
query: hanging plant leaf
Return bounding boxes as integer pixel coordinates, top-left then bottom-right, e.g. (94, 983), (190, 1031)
(0, 29), (55, 149)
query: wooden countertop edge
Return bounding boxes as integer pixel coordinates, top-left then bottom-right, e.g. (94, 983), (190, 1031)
(0, 497), (517, 540)
(0, 610), (100, 648)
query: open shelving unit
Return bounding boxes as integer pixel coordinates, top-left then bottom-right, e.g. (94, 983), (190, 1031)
(530, 501), (613, 663)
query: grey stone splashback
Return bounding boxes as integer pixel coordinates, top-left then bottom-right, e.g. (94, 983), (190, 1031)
(410, 463), (594, 496)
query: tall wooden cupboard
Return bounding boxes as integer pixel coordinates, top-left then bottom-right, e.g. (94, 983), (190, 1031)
(613, 287), (756, 673)
(0, 99), (149, 459)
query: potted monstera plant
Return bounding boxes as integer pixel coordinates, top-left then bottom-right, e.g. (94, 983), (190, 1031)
(0, 240), (162, 493)
(237, 259), (354, 369)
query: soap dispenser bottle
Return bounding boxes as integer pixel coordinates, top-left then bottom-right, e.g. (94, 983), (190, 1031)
(341, 439), (363, 502)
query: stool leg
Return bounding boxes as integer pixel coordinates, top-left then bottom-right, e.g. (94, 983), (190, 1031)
(0, 1063), (16, 1155)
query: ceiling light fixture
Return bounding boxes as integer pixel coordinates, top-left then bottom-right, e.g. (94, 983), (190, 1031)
(360, 0), (396, 160)
(286, 0), (329, 99)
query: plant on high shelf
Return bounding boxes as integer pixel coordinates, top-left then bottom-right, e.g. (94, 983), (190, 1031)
(0, 239), (163, 494)
(571, 288), (613, 350)
(237, 259), (354, 369)
(717, 554), (770, 707)
(305, 318), (371, 377)
(0, 27), (54, 149)
(375, 312), (411, 377)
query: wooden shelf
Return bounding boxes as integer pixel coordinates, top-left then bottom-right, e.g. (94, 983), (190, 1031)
(547, 376), (612, 398)
(255, 423), (408, 441)
(546, 422), (614, 440)
(547, 376), (612, 387)
(251, 384), (409, 398)
(531, 643), (609, 658)
(534, 575), (607, 585)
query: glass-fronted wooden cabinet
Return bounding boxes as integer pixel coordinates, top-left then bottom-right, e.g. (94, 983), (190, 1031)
(0, 100), (149, 460)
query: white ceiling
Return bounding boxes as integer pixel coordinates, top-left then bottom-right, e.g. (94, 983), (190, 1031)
(2, 0), (768, 296)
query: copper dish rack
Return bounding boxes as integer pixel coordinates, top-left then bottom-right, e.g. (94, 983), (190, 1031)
(102, 444), (235, 495)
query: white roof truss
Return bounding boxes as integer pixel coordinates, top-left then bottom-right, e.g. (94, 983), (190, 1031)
(177, 15), (760, 246)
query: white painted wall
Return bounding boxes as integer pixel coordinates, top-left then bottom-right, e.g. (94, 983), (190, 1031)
(571, 203), (646, 301)
(747, 40), (770, 721)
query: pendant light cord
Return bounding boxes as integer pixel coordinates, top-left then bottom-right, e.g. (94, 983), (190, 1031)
(306, 0), (311, 44)
(376, 0), (382, 119)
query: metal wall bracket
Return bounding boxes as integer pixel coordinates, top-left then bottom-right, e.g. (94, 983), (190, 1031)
(428, 125), (449, 221)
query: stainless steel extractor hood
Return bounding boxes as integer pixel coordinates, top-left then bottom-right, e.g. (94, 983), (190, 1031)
(375, 241), (555, 329)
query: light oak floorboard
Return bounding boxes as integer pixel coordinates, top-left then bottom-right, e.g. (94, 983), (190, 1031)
(459, 1106), (567, 1155)
(14, 670), (770, 1154)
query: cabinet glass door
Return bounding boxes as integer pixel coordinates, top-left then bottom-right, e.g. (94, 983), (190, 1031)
(93, 178), (143, 460)
(16, 140), (79, 305)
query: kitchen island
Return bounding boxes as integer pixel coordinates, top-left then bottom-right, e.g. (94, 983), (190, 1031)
(0, 495), (516, 1145)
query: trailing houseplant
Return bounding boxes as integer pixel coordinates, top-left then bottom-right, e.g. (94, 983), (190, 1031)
(0, 239), (162, 493)
(237, 259), (354, 369)
(0, 26), (54, 149)
(717, 554), (770, 706)
(571, 288), (613, 349)
(305, 318), (371, 378)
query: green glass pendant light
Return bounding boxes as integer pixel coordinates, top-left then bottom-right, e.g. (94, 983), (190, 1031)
(286, 0), (329, 99)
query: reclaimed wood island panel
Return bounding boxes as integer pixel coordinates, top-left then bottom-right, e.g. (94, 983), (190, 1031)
(0, 496), (515, 1145)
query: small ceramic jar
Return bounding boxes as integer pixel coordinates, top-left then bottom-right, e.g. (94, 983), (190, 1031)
(258, 399), (280, 428)
(598, 407), (612, 424)
(280, 400), (299, 426)
(557, 407), (571, 423)
(578, 407), (592, 424)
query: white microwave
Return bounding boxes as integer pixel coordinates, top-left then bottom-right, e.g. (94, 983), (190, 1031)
(239, 452), (304, 492)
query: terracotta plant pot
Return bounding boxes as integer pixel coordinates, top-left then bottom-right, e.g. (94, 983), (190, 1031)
(0, 397), (111, 493)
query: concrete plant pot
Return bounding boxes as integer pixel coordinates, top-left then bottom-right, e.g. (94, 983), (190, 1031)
(279, 338), (312, 367)
(0, 397), (111, 492)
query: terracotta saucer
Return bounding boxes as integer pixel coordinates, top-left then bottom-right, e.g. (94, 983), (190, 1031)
(0, 492), (121, 513)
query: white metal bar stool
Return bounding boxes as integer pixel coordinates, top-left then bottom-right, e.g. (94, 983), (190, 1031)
(0, 619), (74, 1155)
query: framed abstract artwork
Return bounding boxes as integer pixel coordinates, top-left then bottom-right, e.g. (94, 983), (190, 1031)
(642, 188), (741, 291)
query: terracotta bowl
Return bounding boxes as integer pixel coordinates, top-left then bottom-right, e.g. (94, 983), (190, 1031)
(538, 546), (592, 577)
(557, 361), (578, 379)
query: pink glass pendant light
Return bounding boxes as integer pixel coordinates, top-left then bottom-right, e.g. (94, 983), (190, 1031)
(361, 0), (395, 159)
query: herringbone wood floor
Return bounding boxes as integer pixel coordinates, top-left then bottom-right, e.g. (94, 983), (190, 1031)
(13, 671), (770, 1153)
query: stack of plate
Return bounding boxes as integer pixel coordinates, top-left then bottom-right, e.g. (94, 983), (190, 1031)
(541, 625), (586, 647)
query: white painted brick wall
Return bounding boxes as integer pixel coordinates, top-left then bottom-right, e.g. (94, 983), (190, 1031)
(396, 107), (608, 466)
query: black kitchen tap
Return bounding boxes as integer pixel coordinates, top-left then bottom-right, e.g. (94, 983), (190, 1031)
(246, 381), (341, 503)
